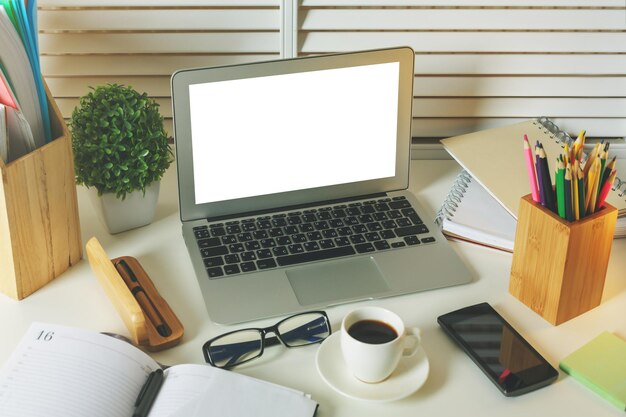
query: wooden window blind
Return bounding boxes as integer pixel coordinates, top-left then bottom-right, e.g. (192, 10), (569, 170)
(296, 0), (626, 141)
(38, 0), (282, 136)
(39, 1), (626, 145)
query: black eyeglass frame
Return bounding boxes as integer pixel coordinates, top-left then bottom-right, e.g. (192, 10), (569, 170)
(202, 310), (331, 369)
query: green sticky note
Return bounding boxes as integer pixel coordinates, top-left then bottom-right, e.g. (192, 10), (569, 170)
(560, 332), (626, 411)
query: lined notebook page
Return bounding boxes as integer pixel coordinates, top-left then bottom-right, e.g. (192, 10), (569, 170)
(174, 365), (317, 417)
(0, 322), (158, 417)
(149, 364), (219, 417)
(154, 364), (317, 417)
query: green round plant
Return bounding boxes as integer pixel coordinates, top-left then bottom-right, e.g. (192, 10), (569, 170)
(71, 84), (172, 199)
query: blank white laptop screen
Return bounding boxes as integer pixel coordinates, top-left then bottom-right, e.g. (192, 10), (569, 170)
(188, 62), (400, 205)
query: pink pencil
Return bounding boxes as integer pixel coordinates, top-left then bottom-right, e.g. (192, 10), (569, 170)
(523, 134), (540, 202)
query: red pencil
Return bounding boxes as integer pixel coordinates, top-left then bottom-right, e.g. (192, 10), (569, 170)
(597, 170), (617, 209)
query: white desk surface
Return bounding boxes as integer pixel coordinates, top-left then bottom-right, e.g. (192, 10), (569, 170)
(1, 160), (625, 416)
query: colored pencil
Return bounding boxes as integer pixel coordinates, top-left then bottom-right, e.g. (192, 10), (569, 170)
(577, 165), (586, 218)
(583, 143), (599, 177)
(586, 158), (601, 214)
(523, 135), (540, 202)
(598, 148), (607, 197)
(574, 130), (585, 162)
(600, 156), (616, 191)
(555, 158), (566, 218)
(597, 170), (617, 209)
(535, 143), (545, 206)
(564, 166), (574, 221)
(539, 146), (555, 212)
(573, 160), (580, 220)
(572, 131), (583, 160)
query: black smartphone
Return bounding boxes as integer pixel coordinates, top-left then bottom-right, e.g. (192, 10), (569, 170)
(437, 302), (558, 396)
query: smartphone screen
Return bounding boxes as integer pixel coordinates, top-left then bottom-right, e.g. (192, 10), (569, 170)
(438, 302), (558, 396)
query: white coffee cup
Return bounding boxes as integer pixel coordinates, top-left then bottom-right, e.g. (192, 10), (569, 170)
(340, 307), (420, 383)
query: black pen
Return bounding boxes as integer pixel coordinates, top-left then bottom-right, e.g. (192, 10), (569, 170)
(133, 369), (164, 417)
(116, 260), (171, 337)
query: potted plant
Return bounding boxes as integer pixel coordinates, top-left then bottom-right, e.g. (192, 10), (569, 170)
(71, 84), (173, 234)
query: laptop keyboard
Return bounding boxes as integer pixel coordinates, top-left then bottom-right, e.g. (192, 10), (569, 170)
(192, 196), (436, 279)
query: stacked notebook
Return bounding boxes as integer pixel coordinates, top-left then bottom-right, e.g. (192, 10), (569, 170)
(436, 119), (626, 250)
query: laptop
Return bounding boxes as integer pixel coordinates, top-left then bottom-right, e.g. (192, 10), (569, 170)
(171, 47), (472, 325)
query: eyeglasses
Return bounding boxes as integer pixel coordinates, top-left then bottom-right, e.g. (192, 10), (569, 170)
(202, 311), (331, 369)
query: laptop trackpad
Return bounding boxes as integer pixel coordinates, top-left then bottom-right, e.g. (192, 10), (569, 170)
(286, 257), (390, 306)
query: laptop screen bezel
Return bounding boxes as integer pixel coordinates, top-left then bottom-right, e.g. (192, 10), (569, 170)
(171, 47), (415, 222)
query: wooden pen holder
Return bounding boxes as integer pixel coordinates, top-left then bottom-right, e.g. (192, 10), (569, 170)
(86, 237), (184, 351)
(509, 194), (617, 325)
(0, 84), (82, 300)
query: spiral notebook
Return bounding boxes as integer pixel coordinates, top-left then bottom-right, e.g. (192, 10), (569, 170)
(440, 118), (626, 220)
(436, 170), (517, 252)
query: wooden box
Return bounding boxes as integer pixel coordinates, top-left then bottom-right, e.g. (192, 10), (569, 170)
(0, 86), (82, 300)
(86, 237), (184, 351)
(509, 194), (617, 325)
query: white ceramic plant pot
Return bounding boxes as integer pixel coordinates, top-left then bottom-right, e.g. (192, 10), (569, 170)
(90, 181), (160, 234)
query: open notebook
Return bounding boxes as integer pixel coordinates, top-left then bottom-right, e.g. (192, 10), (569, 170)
(0, 322), (318, 417)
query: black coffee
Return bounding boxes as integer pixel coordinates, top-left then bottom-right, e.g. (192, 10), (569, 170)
(348, 320), (398, 344)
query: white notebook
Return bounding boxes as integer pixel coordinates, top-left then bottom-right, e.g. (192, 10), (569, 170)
(436, 170), (516, 252)
(0, 322), (318, 417)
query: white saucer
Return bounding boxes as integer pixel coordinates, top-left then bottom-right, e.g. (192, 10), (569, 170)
(315, 332), (429, 402)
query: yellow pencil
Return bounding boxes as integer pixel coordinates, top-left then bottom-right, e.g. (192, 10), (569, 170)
(576, 129), (586, 149)
(584, 158), (596, 213)
(586, 158), (601, 214)
(577, 164), (586, 218)
(583, 143), (600, 177)
(571, 130), (584, 162)
(573, 160), (580, 220)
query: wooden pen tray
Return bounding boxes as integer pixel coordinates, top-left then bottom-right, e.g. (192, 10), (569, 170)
(86, 237), (183, 351)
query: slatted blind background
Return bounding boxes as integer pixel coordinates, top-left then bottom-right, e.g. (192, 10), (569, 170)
(38, 1), (626, 144)
(297, 0), (626, 140)
(38, 0), (282, 137)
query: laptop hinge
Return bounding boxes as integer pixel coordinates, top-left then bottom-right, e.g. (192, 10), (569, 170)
(204, 192), (388, 223)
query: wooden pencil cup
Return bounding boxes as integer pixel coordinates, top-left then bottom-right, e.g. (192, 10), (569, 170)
(0, 85), (82, 300)
(509, 194), (617, 325)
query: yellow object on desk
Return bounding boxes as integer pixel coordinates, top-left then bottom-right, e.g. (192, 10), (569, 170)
(86, 237), (184, 351)
(509, 194), (617, 325)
